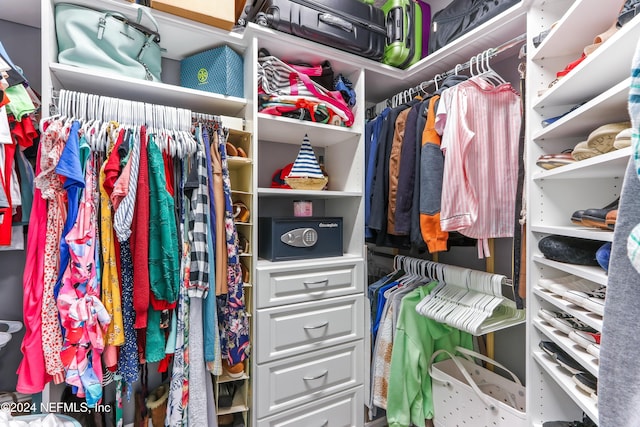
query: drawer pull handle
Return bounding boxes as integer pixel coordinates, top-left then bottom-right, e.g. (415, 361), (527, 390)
(303, 279), (329, 286)
(303, 370), (328, 381)
(319, 420), (328, 427)
(303, 321), (329, 330)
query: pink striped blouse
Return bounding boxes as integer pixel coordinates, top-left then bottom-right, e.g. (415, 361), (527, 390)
(436, 77), (522, 258)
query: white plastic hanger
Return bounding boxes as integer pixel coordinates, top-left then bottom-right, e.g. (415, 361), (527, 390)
(0, 320), (22, 351)
(418, 81), (430, 96)
(433, 73), (442, 91)
(0, 320), (22, 334)
(183, 108), (197, 156)
(173, 108), (184, 158)
(484, 49), (507, 85)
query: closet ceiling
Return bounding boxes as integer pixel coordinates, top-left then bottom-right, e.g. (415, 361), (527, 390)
(0, 0), (40, 28)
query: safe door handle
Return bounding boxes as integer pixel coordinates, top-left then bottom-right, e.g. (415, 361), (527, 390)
(303, 321), (329, 330)
(303, 370), (328, 381)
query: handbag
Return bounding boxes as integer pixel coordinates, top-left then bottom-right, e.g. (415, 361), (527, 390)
(257, 50), (354, 127)
(55, 3), (163, 82)
(429, 346), (526, 427)
(289, 60), (335, 91)
(428, 0), (521, 54)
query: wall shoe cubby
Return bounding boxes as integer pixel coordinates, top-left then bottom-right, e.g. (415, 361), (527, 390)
(527, 0), (636, 425)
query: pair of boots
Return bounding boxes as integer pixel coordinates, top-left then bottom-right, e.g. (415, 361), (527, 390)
(135, 383), (169, 427)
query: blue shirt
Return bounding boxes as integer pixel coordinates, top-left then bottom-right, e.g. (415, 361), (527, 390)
(365, 108), (389, 238)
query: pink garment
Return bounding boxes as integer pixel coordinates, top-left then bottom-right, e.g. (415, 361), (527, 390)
(16, 138), (52, 394)
(437, 77), (521, 258)
(36, 119), (67, 382)
(57, 157), (108, 399)
(110, 148), (133, 212)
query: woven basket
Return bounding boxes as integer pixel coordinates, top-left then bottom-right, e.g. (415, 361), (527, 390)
(285, 176), (328, 191)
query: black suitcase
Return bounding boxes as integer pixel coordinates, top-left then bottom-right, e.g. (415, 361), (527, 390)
(428, 0), (521, 54)
(247, 0), (387, 61)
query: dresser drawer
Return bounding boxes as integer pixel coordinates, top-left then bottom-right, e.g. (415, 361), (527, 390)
(255, 341), (364, 418)
(256, 295), (364, 363)
(256, 386), (364, 427)
(256, 259), (364, 309)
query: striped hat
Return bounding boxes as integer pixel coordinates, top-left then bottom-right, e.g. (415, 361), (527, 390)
(287, 134), (324, 179)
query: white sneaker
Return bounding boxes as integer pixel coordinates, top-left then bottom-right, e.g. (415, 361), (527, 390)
(586, 343), (601, 359)
(613, 127), (632, 149)
(538, 308), (597, 335)
(538, 308), (567, 324)
(563, 286), (606, 317)
(568, 330), (601, 349)
(538, 275), (601, 296)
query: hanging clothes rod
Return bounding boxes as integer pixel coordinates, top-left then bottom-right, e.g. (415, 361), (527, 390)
(47, 88), (205, 157)
(51, 88), (194, 129)
(393, 254), (512, 287)
(51, 88), (235, 131)
(390, 33), (527, 105)
(392, 255), (524, 336)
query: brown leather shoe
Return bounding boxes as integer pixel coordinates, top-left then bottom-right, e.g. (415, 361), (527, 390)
(536, 152), (576, 170)
(579, 198), (619, 230)
(606, 209), (617, 230)
(233, 201), (250, 223)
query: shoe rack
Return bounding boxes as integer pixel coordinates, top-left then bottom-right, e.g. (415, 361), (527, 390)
(526, 0), (640, 424)
(217, 126), (254, 425)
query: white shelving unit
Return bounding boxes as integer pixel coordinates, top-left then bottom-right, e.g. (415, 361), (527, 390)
(49, 62), (248, 116)
(534, 290), (603, 332)
(532, 351), (599, 422)
(526, 0), (633, 424)
(533, 255), (609, 287)
(39, 0), (256, 424)
(243, 24), (368, 426)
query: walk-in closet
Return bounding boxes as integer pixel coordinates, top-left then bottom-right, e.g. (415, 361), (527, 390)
(0, 0), (638, 426)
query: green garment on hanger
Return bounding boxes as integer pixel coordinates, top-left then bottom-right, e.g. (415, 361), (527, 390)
(386, 283), (474, 427)
(146, 134), (180, 362)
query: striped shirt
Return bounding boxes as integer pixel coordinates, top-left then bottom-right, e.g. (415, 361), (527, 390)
(113, 127), (141, 242)
(188, 144), (210, 298)
(437, 77), (522, 258)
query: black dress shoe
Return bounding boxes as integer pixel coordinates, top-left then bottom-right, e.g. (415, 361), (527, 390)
(539, 341), (586, 374)
(570, 209), (585, 225)
(581, 198), (619, 229)
(573, 372), (598, 395)
(571, 198), (619, 229)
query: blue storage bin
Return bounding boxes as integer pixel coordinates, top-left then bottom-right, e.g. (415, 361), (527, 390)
(180, 45), (244, 98)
